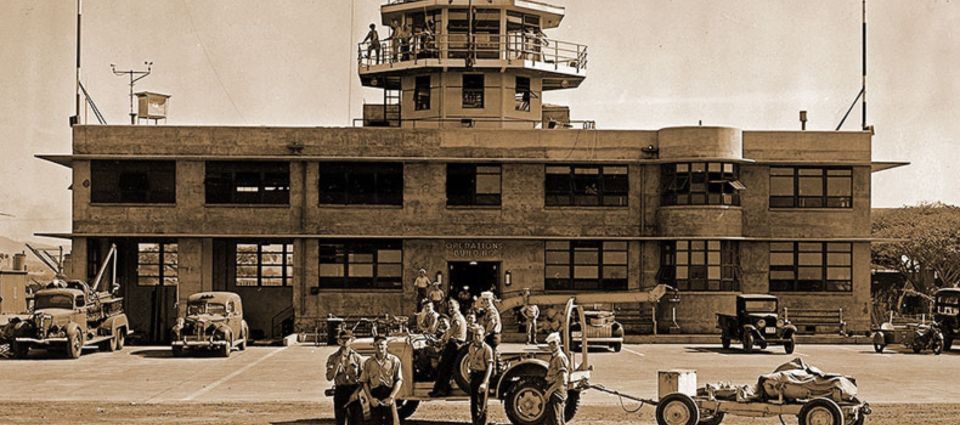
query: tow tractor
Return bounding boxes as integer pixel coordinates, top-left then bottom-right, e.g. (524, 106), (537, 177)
(579, 363), (871, 425)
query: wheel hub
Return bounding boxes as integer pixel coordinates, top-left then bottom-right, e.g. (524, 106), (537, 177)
(807, 407), (834, 425)
(662, 400), (691, 425)
(515, 388), (544, 421)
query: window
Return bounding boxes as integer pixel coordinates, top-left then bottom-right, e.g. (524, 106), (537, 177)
(515, 76), (531, 111)
(415, 75), (431, 110)
(137, 243), (178, 286)
(447, 164), (502, 206)
(236, 242), (294, 287)
(319, 240), (402, 290)
(91, 160), (176, 204)
(318, 162), (403, 205)
(769, 167), (852, 208)
(769, 242), (852, 292)
(660, 241), (739, 291)
(463, 74), (484, 109)
(205, 162), (289, 205)
(660, 162), (742, 206)
(545, 241), (628, 291)
(545, 165), (628, 207)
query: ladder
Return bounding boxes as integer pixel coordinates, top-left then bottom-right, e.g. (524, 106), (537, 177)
(384, 89), (401, 127)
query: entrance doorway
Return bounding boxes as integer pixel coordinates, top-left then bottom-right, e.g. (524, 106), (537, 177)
(448, 261), (500, 311)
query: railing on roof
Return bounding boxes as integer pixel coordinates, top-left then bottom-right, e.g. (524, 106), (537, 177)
(358, 32), (587, 72)
(351, 116), (597, 129)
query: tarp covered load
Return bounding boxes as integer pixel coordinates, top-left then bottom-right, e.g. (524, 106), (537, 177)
(702, 358), (859, 403)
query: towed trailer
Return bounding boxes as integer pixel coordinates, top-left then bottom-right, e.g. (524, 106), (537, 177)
(580, 369), (871, 425)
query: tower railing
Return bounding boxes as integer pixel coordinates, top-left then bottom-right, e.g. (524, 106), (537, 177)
(358, 32), (587, 73)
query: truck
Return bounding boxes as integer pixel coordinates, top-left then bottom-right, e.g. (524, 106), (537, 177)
(335, 284), (677, 425)
(5, 244), (130, 359)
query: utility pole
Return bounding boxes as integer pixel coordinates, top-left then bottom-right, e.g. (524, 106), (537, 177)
(111, 62), (153, 125)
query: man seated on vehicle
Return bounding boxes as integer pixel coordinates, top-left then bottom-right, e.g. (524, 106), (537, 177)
(466, 324), (494, 425)
(361, 334), (403, 425)
(325, 329), (364, 425)
(416, 300), (440, 335)
(544, 332), (569, 425)
(429, 299), (467, 397)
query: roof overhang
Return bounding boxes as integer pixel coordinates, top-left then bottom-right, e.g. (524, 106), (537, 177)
(871, 161), (910, 173)
(37, 154), (73, 168)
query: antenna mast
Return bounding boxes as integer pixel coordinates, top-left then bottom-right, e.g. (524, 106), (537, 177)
(861, 0), (867, 130)
(111, 61), (154, 125)
(72, 0), (82, 127)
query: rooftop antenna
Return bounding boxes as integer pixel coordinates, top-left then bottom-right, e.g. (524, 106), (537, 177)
(71, 0), (82, 127)
(111, 61), (154, 125)
(835, 0), (868, 131)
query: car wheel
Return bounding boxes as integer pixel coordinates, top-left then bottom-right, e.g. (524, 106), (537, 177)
(504, 376), (549, 425)
(912, 342), (923, 354)
(220, 339), (232, 358)
(115, 329), (125, 351)
(655, 392), (700, 425)
(944, 337), (954, 352)
(171, 345), (185, 357)
(397, 400), (420, 420)
(11, 341), (29, 359)
(742, 331), (754, 353)
(698, 411), (725, 425)
(612, 342), (622, 353)
(721, 336), (731, 350)
(784, 333), (796, 355)
(798, 398), (843, 425)
(871, 332), (886, 353)
(65, 323), (84, 359)
(933, 333), (944, 355)
(239, 325), (248, 351)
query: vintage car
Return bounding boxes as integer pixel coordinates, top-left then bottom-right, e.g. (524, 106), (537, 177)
(717, 294), (797, 354)
(569, 309), (624, 352)
(935, 288), (960, 351)
(7, 281), (129, 359)
(171, 292), (248, 357)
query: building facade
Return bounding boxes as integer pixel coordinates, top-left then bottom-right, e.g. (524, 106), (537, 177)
(40, 0), (899, 341)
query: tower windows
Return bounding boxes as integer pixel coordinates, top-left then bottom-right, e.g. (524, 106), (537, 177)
(462, 74), (484, 109)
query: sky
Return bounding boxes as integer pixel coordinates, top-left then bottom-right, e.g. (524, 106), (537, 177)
(0, 0), (957, 244)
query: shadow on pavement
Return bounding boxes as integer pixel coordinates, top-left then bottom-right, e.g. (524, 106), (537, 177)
(684, 346), (784, 355)
(272, 418), (469, 425)
(129, 348), (174, 358)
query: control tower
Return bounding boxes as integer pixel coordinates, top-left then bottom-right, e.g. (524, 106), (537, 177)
(357, 0), (587, 129)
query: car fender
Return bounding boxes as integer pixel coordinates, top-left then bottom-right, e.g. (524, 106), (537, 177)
(496, 359), (549, 399)
(213, 323), (233, 341)
(101, 314), (129, 334)
(782, 324), (798, 335)
(742, 324), (762, 339)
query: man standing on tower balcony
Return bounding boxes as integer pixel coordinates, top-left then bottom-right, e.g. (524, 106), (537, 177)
(362, 23), (381, 64)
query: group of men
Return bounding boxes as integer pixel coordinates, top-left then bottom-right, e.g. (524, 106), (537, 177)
(326, 287), (569, 425)
(361, 17), (439, 65)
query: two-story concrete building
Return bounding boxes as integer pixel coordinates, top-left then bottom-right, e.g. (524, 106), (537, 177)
(39, 0), (902, 342)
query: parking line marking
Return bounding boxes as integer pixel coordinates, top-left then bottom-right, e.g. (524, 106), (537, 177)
(182, 347), (288, 401)
(622, 347), (645, 357)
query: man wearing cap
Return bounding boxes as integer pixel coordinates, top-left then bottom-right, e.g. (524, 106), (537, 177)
(544, 332), (570, 425)
(413, 269), (431, 308)
(520, 288), (540, 344)
(416, 300), (440, 335)
(361, 335), (404, 425)
(325, 329), (364, 425)
(478, 291), (502, 352)
(427, 280), (445, 312)
(429, 299), (467, 397)
(466, 324), (493, 425)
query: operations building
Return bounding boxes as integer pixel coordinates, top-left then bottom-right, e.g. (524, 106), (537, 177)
(39, 0), (904, 342)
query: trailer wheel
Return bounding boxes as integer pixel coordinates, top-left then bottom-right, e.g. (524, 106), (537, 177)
(655, 393), (700, 425)
(504, 376), (548, 425)
(397, 400), (420, 420)
(798, 398), (843, 425)
(65, 323), (84, 359)
(742, 331), (754, 353)
(698, 411), (725, 425)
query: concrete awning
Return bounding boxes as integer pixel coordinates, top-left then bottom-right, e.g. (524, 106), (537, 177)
(871, 161), (909, 172)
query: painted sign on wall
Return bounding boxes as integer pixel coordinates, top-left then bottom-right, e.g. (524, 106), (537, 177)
(445, 241), (502, 258)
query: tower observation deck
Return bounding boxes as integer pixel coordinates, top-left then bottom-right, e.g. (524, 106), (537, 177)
(357, 0), (587, 129)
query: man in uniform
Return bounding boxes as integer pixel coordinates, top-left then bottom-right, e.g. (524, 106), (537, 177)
(520, 289), (540, 344)
(478, 291), (502, 352)
(427, 280), (445, 312)
(325, 329), (364, 425)
(544, 332), (569, 425)
(360, 335), (404, 425)
(413, 269), (431, 308)
(416, 300), (440, 335)
(465, 325), (494, 425)
(429, 299), (466, 397)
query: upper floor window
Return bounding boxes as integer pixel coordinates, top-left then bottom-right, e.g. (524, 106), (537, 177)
(236, 242), (294, 287)
(319, 239), (402, 290)
(769, 242), (852, 292)
(545, 165), (628, 207)
(463, 74), (484, 109)
(447, 164), (502, 206)
(769, 167), (852, 208)
(415, 75), (431, 111)
(319, 162), (403, 206)
(660, 162), (742, 206)
(91, 160), (176, 204)
(137, 242), (178, 286)
(545, 240), (627, 291)
(660, 240), (740, 291)
(205, 161), (289, 205)
(515, 76), (531, 112)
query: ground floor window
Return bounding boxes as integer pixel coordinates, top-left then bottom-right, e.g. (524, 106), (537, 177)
(318, 240), (403, 290)
(545, 240), (628, 291)
(659, 240), (739, 291)
(769, 242), (852, 292)
(236, 242), (294, 287)
(137, 242), (178, 286)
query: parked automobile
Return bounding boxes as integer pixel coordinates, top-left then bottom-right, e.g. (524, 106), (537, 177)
(935, 288), (960, 351)
(171, 292), (248, 357)
(717, 294), (797, 354)
(570, 309), (624, 352)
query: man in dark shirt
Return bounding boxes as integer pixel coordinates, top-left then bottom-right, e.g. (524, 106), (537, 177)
(325, 329), (364, 425)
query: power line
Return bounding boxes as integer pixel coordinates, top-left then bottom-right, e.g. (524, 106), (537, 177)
(180, 0), (248, 124)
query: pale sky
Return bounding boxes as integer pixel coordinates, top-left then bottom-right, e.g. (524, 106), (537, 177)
(1, 0), (957, 243)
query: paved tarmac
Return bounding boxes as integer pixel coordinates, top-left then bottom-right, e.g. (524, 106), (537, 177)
(0, 342), (954, 406)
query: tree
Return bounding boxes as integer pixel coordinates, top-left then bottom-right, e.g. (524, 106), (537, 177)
(872, 203), (960, 321)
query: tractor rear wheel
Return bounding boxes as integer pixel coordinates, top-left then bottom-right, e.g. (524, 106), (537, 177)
(504, 376), (549, 425)
(397, 400), (420, 420)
